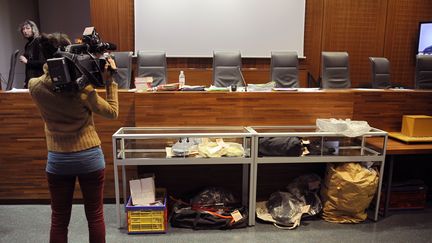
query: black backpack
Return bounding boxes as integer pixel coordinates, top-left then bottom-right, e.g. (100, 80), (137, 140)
(170, 187), (248, 230)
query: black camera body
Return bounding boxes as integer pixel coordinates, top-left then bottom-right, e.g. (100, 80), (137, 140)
(46, 27), (116, 92)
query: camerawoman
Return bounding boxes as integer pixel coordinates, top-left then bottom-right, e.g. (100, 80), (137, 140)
(28, 27), (118, 243)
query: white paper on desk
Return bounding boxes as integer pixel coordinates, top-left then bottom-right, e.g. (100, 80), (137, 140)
(297, 88), (321, 92)
(272, 87), (298, 91)
(389, 88), (414, 91)
(6, 88), (29, 93)
(353, 88), (384, 91)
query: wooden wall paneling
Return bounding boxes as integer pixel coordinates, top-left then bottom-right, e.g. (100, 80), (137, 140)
(167, 57), (212, 69)
(321, 0), (388, 87)
(303, 0), (325, 81)
(90, 0), (121, 50)
(116, 0), (134, 51)
(384, 0), (432, 88)
(167, 68), (211, 86)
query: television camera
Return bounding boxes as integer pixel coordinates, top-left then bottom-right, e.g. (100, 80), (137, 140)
(47, 27), (117, 92)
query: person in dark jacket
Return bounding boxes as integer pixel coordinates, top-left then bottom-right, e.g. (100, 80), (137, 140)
(19, 20), (45, 88)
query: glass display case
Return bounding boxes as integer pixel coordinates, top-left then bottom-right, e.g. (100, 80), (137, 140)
(112, 126), (255, 228)
(112, 126), (387, 228)
(247, 125), (388, 223)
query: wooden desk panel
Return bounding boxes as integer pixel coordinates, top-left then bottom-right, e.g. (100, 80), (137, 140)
(1, 89), (431, 200)
(135, 91), (354, 126)
(368, 138), (432, 155)
(353, 90), (432, 132)
(0, 91), (135, 200)
(0, 93), (48, 200)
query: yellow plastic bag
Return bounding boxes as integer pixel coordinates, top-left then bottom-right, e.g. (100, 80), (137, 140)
(321, 163), (378, 223)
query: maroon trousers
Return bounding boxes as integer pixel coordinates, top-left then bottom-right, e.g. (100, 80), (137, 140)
(46, 169), (106, 243)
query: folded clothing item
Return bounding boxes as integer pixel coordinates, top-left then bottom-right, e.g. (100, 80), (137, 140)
(181, 85), (206, 91)
(205, 85), (230, 92)
(157, 83), (180, 91)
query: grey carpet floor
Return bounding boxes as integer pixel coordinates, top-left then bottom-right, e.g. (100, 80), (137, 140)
(1, 204), (431, 243)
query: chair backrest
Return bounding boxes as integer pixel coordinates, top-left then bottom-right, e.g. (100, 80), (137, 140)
(321, 51), (351, 89)
(137, 51), (167, 87)
(212, 51), (243, 87)
(112, 51), (133, 89)
(415, 55), (432, 89)
(6, 49), (20, 91)
(369, 57), (391, 88)
(270, 51), (299, 88)
(0, 73), (6, 90)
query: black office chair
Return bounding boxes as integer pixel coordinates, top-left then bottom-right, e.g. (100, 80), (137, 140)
(369, 57), (391, 89)
(6, 49), (20, 91)
(270, 51), (299, 88)
(212, 51), (244, 87)
(321, 51), (351, 89)
(137, 51), (167, 87)
(415, 55), (432, 89)
(112, 51), (133, 89)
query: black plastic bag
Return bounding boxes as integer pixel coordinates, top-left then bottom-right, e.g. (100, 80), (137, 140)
(258, 137), (303, 157)
(265, 174), (322, 228)
(171, 205), (248, 230)
(170, 187), (248, 230)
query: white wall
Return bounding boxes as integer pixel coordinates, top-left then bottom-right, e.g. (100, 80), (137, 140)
(0, 0), (39, 89)
(135, 0), (306, 57)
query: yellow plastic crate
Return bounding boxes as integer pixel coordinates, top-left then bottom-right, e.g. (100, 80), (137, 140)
(126, 189), (167, 234)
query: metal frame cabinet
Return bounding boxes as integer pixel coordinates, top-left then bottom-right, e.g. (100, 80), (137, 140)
(247, 126), (388, 223)
(112, 127), (255, 228)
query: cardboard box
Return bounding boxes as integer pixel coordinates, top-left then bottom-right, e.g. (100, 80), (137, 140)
(401, 115), (432, 137)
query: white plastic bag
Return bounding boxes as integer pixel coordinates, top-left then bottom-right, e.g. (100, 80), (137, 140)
(197, 138), (245, 157)
(316, 118), (371, 137)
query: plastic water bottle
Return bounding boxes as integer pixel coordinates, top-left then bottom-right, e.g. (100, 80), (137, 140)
(179, 70), (185, 88)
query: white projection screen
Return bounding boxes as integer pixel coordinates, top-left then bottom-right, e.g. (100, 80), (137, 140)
(135, 0), (306, 57)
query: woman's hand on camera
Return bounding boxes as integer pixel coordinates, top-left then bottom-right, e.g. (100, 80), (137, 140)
(103, 56), (117, 84)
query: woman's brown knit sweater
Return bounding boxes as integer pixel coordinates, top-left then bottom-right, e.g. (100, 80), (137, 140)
(29, 64), (119, 152)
